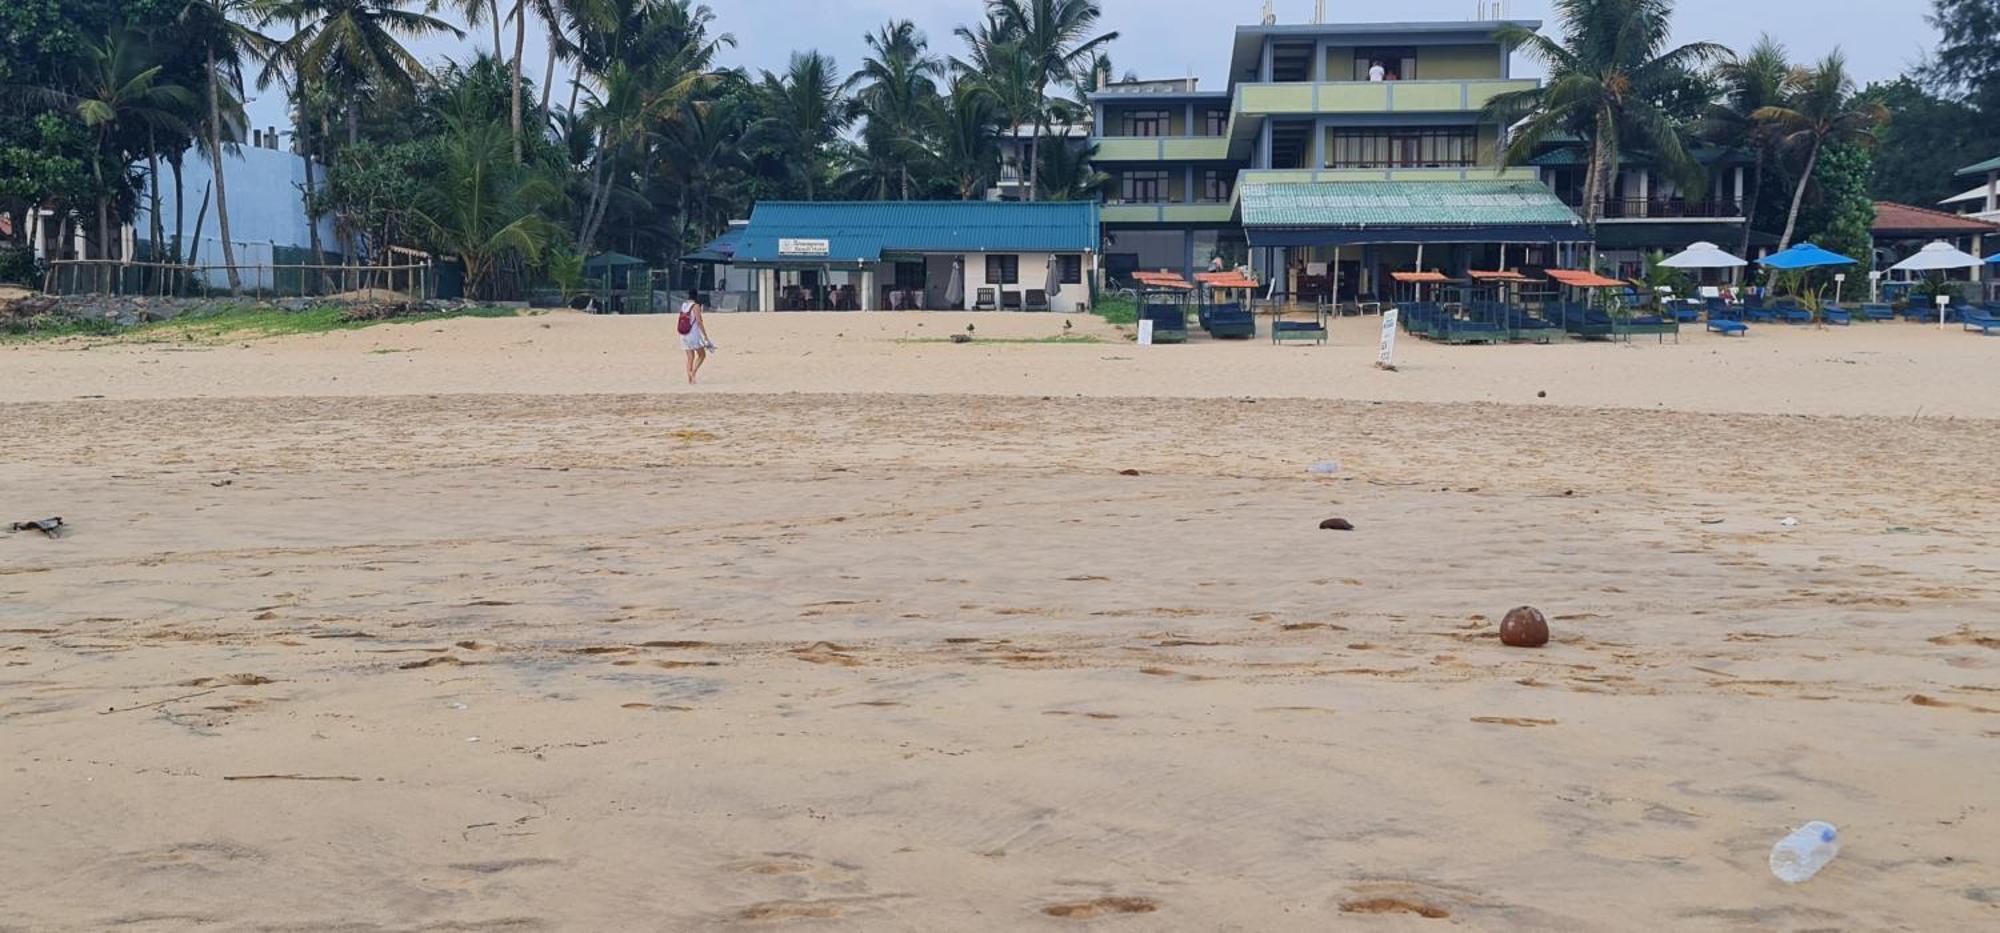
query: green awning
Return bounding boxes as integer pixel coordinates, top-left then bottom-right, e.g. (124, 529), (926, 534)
(1241, 180), (1586, 246)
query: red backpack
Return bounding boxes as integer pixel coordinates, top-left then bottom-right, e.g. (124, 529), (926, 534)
(676, 303), (694, 335)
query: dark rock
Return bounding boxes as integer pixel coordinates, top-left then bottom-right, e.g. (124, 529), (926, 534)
(1318, 518), (1354, 531)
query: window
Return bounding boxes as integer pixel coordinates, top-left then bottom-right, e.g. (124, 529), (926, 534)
(1200, 170), (1233, 203)
(892, 261), (925, 289)
(1204, 110), (1229, 137)
(1354, 47), (1417, 81)
(1326, 127), (1477, 168)
(985, 254), (1019, 285)
(1122, 109), (1169, 137)
(1058, 255), (1083, 285)
(1119, 170), (1168, 203)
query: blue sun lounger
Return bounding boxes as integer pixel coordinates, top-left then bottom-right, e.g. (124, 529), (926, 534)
(1706, 317), (1748, 336)
(1820, 305), (1851, 325)
(1859, 303), (1896, 322)
(1962, 307), (2000, 335)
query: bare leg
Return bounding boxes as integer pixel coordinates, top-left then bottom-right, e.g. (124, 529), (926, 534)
(685, 349), (697, 384)
(692, 348), (708, 382)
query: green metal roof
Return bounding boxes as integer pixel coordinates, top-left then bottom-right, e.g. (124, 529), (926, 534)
(1957, 155), (2000, 176)
(1240, 180), (1583, 228)
(734, 201), (1099, 264)
(1529, 145), (1752, 168)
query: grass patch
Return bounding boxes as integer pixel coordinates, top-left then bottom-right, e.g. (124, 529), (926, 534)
(1093, 294), (1137, 325)
(2, 302), (521, 345)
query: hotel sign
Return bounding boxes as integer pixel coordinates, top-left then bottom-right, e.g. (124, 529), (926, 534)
(778, 238), (830, 257)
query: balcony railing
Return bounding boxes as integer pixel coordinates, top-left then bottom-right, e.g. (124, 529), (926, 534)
(1563, 197), (1747, 219)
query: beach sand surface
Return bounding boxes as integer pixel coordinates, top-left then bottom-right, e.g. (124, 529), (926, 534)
(3, 312), (1997, 929)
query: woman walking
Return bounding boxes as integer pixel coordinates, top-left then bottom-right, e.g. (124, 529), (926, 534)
(677, 291), (713, 384)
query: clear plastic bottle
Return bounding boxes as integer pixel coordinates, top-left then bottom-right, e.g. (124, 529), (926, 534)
(1769, 821), (1839, 883)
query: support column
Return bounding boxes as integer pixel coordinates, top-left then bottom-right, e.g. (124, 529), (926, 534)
(1987, 170), (1998, 214)
(1311, 119), (1324, 171)
(758, 268), (776, 312)
(860, 266), (876, 311)
(1636, 170), (1649, 218)
(1261, 37), (1274, 82)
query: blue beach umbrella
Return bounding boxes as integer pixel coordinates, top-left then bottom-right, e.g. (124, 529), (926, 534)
(1757, 242), (1859, 270)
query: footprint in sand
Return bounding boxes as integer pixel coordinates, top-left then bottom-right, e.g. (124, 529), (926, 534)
(1340, 897), (1450, 918)
(1041, 896), (1158, 919)
(1471, 716), (1558, 727)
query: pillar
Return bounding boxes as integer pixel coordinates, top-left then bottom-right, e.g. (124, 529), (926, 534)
(1733, 166), (1745, 213)
(1987, 170), (1998, 214)
(1260, 37), (1274, 82)
(860, 266), (876, 311)
(1636, 170), (1649, 218)
(757, 268), (776, 312)
(1312, 119), (1325, 172)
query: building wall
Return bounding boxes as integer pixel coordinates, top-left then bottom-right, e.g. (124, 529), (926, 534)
(971, 250), (1091, 313)
(1417, 45), (1504, 80)
(137, 146), (336, 267)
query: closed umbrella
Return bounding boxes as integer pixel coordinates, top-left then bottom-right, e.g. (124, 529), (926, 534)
(1658, 241), (1746, 269)
(1891, 240), (1985, 329)
(1044, 256), (1061, 305)
(945, 256), (964, 310)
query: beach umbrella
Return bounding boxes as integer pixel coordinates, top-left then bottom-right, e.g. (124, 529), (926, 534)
(1657, 241), (1746, 269)
(1757, 242), (1859, 270)
(1890, 241), (1985, 329)
(1890, 240), (1984, 272)
(945, 256), (964, 309)
(1044, 255), (1061, 302)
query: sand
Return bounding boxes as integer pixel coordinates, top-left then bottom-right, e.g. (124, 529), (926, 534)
(3, 311), (1997, 929)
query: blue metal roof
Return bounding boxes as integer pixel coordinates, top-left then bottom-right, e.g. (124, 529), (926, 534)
(733, 201), (1100, 264)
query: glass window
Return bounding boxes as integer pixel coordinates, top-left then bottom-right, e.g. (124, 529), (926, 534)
(1354, 47), (1417, 81)
(1201, 171), (1234, 203)
(893, 261), (925, 289)
(1119, 170), (1168, 203)
(985, 254), (1019, 285)
(1204, 110), (1229, 137)
(1058, 255), (1083, 285)
(1326, 128), (1477, 168)
(1123, 110), (1170, 137)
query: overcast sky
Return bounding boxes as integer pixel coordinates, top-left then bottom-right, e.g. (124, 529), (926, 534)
(243, 0), (1941, 133)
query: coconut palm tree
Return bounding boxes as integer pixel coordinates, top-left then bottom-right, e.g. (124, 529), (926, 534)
(952, 19), (1040, 201)
(747, 51), (853, 201)
(410, 91), (559, 298)
(1753, 50), (1886, 256)
(1033, 138), (1109, 202)
(852, 20), (941, 200)
(267, 0), (462, 146)
(923, 77), (1002, 200)
(987, 0), (1117, 202)
(1705, 35), (1791, 259)
(56, 34), (199, 263)
(175, 0), (277, 293)
(1483, 0), (1726, 237)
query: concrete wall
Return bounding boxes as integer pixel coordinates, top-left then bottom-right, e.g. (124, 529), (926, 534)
(971, 250), (1091, 313)
(1417, 45), (1504, 80)
(138, 146), (337, 269)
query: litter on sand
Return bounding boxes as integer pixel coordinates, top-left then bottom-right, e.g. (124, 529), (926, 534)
(9, 517), (64, 538)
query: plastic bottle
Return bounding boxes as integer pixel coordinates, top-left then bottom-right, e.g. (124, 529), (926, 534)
(1769, 821), (1839, 883)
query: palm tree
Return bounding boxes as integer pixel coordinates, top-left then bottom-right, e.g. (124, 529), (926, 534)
(58, 34), (199, 263)
(1484, 0), (1726, 237)
(267, 0), (462, 146)
(410, 91), (559, 298)
(852, 20), (941, 200)
(1034, 139), (1109, 202)
(953, 21), (1040, 200)
(924, 77), (1002, 200)
(177, 0), (277, 293)
(1705, 35), (1791, 259)
(748, 51), (853, 201)
(988, 0), (1117, 202)
(658, 96), (746, 248)
(1753, 50), (1886, 256)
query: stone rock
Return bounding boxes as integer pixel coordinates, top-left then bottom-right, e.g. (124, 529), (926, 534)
(1318, 518), (1355, 531)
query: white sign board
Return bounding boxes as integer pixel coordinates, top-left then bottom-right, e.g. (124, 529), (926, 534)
(778, 238), (830, 257)
(1137, 319), (1155, 346)
(1377, 308), (1399, 367)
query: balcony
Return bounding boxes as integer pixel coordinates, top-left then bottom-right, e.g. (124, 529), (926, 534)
(1236, 166), (1541, 186)
(1101, 201), (1235, 224)
(1234, 78), (1537, 116)
(1092, 136), (1232, 162)
(1563, 197), (1747, 220)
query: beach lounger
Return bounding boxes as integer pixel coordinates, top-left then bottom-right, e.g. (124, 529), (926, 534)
(1142, 304), (1187, 343)
(1565, 309), (1620, 340)
(1203, 301), (1256, 339)
(1621, 314), (1681, 343)
(1706, 318), (1748, 336)
(1001, 290), (1023, 311)
(1506, 307), (1563, 343)
(1820, 305), (1851, 325)
(973, 286), (998, 311)
(1271, 305), (1328, 345)
(1860, 303), (1896, 321)
(1962, 307), (2000, 335)
(1743, 296), (1776, 323)
(1025, 289), (1049, 312)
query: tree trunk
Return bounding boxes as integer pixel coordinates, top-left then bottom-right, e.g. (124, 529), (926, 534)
(147, 129), (165, 264)
(539, 28), (559, 129)
(346, 103), (359, 146)
(298, 98), (327, 290)
(489, 0), (503, 55)
(205, 23), (242, 293)
(171, 154), (185, 265)
(1777, 139), (1819, 252)
(509, 0), (527, 163)
(568, 69), (582, 117)
(1737, 147), (1764, 260)
(1025, 118), (1043, 203)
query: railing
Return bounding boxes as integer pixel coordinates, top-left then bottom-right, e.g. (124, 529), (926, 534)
(1563, 197), (1747, 219)
(43, 259), (436, 300)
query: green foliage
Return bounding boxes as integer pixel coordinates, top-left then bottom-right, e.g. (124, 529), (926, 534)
(1860, 77), (1999, 206)
(1927, 0), (2000, 111)
(1, 301), (520, 343)
(0, 246), (41, 285)
(1814, 142), (1875, 270)
(1092, 294), (1136, 325)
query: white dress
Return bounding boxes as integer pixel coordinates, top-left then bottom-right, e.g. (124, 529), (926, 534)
(679, 301), (707, 351)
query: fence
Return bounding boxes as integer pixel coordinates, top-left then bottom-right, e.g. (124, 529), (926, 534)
(42, 259), (437, 301)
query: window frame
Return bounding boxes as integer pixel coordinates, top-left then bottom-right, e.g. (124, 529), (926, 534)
(1057, 254), (1083, 285)
(1122, 109), (1171, 138)
(1119, 169), (1169, 204)
(1324, 127), (1478, 169)
(984, 254), (1020, 285)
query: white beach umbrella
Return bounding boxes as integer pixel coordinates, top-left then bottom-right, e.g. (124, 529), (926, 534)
(1889, 240), (1984, 272)
(944, 256), (964, 309)
(1890, 241), (1984, 329)
(1657, 241), (1747, 269)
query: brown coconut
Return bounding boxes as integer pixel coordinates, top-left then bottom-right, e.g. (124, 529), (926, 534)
(1499, 606), (1549, 648)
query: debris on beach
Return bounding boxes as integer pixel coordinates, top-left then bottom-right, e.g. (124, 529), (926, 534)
(1779, 516), (1800, 527)
(1499, 606), (1549, 647)
(1307, 460), (1340, 474)
(8, 517), (64, 538)
(1318, 518), (1355, 531)
(1117, 469), (1141, 476)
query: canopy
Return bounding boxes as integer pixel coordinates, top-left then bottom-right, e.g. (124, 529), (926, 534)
(1658, 241), (1746, 269)
(584, 252), (647, 271)
(1545, 268), (1626, 288)
(1390, 271), (1451, 283)
(1467, 269), (1536, 283)
(1890, 240), (1985, 272)
(1197, 272), (1260, 289)
(1241, 180), (1588, 247)
(1133, 271), (1193, 290)
(1758, 243), (1858, 269)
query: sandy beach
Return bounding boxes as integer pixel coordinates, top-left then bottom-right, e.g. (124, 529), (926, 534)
(3, 311), (1997, 929)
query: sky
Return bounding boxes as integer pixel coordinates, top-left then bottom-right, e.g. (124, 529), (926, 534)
(242, 0), (1943, 135)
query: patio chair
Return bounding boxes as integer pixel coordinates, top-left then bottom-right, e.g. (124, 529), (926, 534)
(973, 286), (998, 311)
(1001, 290), (1023, 311)
(1024, 289), (1050, 312)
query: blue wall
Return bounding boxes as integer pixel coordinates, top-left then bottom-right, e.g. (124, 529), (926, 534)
(139, 146), (338, 268)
